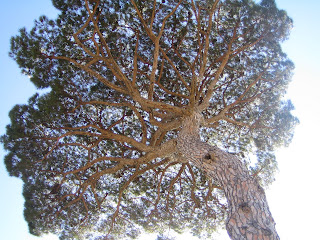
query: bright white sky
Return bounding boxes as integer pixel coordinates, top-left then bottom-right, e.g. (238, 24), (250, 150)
(1, 0), (319, 240)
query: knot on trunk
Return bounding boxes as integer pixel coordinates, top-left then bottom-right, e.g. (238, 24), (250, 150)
(203, 152), (217, 164)
(204, 153), (212, 160)
(239, 202), (251, 214)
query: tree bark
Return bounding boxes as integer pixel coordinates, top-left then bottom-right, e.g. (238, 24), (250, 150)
(177, 113), (279, 240)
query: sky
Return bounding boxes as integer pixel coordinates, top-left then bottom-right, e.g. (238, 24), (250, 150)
(0, 0), (319, 240)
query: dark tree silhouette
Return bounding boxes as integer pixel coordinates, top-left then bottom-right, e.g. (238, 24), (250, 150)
(1, 0), (298, 239)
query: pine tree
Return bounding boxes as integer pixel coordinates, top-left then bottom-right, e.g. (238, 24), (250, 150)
(1, 0), (298, 239)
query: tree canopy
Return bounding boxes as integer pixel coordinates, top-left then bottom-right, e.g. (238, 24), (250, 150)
(2, 0), (298, 239)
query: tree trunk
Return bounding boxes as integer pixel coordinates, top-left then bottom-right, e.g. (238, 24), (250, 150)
(177, 113), (279, 240)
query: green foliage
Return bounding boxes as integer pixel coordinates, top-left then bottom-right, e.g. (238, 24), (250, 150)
(1, 0), (298, 239)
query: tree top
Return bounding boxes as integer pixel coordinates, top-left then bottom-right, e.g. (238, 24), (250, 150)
(2, 0), (298, 239)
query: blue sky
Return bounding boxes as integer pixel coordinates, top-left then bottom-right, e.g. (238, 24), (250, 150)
(0, 0), (319, 239)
